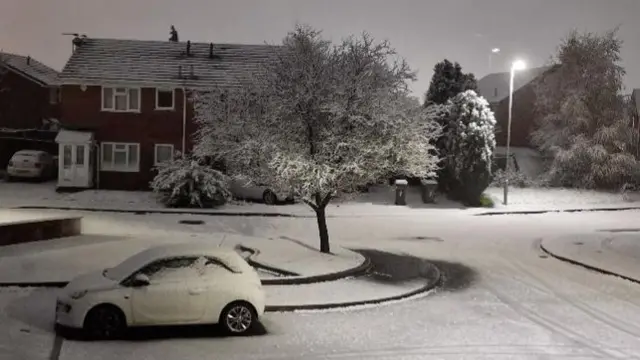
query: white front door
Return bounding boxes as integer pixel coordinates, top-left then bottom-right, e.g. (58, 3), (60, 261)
(59, 144), (90, 187)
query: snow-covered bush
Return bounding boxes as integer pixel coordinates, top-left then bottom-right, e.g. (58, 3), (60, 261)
(544, 136), (639, 189)
(150, 155), (231, 208)
(444, 90), (496, 206)
(532, 28), (640, 190)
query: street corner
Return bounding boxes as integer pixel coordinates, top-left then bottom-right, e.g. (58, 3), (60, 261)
(234, 237), (370, 285)
(265, 249), (448, 312)
(355, 249), (477, 292)
(540, 232), (640, 284)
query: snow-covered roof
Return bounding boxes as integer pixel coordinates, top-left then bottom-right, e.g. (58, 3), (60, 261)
(59, 37), (279, 88)
(55, 129), (94, 144)
(0, 52), (60, 86)
(477, 66), (551, 104)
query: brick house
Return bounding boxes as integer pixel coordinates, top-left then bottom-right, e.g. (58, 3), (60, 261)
(56, 36), (275, 190)
(0, 52), (60, 167)
(477, 66), (551, 148)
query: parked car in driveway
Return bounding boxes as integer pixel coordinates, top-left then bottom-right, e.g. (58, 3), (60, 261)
(229, 178), (294, 205)
(55, 243), (265, 340)
(5, 150), (55, 181)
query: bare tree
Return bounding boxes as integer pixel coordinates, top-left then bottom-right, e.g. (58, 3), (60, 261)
(194, 25), (441, 253)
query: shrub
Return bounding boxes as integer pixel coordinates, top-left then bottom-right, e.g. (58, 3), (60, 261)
(479, 193), (495, 208)
(150, 155), (231, 208)
(444, 90), (497, 206)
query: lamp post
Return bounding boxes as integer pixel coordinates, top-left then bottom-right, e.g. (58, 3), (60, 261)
(489, 48), (500, 72)
(503, 59), (526, 206)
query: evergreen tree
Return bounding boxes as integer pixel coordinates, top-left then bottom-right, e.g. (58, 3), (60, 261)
(424, 60), (477, 107)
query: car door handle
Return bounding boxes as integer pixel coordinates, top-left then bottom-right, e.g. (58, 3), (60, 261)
(189, 288), (205, 295)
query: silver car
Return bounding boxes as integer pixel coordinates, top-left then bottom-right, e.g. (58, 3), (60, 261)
(229, 179), (294, 205)
(6, 150), (56, 181)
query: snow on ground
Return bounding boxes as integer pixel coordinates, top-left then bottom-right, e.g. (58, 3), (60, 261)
(484, 186), (640, 211)
(266, 277), (426, 307)
(541, 232), (640, 282)
(0, 222), (363, 283)
(0, 287), (56, 359)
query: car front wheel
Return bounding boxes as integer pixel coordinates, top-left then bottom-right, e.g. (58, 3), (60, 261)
(262, 190), (277, 205)
(83, 305), (126, 340)
(220, 301), (256, 335)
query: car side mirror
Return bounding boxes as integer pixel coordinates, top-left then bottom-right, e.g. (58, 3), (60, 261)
(131, 273), (150, 287)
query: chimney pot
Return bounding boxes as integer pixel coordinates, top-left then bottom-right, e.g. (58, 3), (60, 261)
(26, 56), (31, 65)
(209, 43), (214, 59)
(186, 40), (191, 56)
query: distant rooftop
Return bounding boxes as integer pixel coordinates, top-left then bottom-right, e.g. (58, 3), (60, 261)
(0, 52), (59, 86)
(59, 37), (279, 88)
(477, 66), (551, 103)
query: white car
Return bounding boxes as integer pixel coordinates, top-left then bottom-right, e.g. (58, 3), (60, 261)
(6, 150), (55, 181)
(229, 178), (294, 205)
(55, 243), (265, 340)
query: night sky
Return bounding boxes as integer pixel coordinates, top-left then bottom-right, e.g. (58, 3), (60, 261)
(2, 0), (639, 98)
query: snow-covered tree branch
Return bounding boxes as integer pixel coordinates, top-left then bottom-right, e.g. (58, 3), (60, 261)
(532, 28), (638, 189)
(194, 25), (441, 253)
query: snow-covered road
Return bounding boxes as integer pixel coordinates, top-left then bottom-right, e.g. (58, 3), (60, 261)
(5, 209), (640, 359)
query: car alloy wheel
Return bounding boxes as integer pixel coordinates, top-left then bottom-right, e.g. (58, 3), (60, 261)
(262, 190), (277, 205)
(84, 305), (125, 340)
(223, 303), (254, 334)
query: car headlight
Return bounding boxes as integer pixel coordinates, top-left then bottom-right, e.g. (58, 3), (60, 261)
(70, 290), (88, 300)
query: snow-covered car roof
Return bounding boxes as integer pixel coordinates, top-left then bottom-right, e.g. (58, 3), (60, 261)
(105, 243), (249, 280)
(13, 150), (49, 156)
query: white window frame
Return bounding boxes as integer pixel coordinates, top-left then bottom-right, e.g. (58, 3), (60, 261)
(154, 144), (175, 165)
(100, 142), (140, 172)
(101, 86), (141, 113)
(155, 88), (175, 110)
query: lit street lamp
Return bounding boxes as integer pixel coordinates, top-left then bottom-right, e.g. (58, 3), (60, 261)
(503, 59), (526, 206)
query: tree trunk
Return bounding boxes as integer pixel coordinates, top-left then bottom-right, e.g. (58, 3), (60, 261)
(315, 206), (330, 253)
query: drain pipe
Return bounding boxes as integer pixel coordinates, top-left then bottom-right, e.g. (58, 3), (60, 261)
(182, 87), (187, 155)
(93, 142), (100, 189)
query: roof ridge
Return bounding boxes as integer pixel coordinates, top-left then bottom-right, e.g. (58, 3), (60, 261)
(83, 37), (278, 47)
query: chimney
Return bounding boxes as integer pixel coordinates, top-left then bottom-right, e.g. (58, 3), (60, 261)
(209, 43), (214, 59)
(186, 40), (191, 56)
(189, 65), (194, 78)
(26, 56), (31, 65)
(178, 65), (182, 79)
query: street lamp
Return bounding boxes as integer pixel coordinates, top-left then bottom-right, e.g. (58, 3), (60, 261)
(503, 59), (526, 206)
(489, 48), (500, 72)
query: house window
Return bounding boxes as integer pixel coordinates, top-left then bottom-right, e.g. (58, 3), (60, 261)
(154, 144), (174, 165)
(156, 88), (175, 110)
(101, 142), (140, 172)
(49, 87), (60, 104)
(102, 87), (140, 112)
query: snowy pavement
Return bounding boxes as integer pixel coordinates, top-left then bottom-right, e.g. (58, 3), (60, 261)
(3, 210), (640, 358)
(541, 232), (640, 283)
(484, 186), (640, 212)
(8, 181), (640, 219)
(0, 226), (364, 284)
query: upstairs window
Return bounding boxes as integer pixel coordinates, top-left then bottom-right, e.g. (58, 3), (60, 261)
(156, 88), (175, 110)
(102, 87), (140, 112)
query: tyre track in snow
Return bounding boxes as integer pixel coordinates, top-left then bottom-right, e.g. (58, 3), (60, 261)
(505, 256), (640, 342)
(250, 343), (607, 360)
(479, 276), (624, 359)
